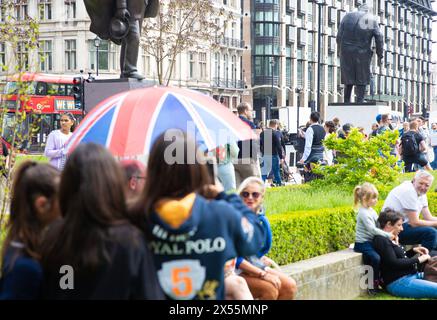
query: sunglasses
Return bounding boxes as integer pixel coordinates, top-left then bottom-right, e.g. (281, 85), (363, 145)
(133, 176), (146, 180)
(241, 191), (261, 199)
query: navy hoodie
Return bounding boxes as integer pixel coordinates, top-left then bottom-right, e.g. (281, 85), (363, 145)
(148, 192), (265, 300)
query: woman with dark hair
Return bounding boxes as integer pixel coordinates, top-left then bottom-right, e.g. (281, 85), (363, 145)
(373, 208), (437, 298)
(323, 121), (336, 165)
(0, 162), (60, 299)
(132, 131), (265, 300)
(41, 143), (164, 300)
(44, 112), (76, 170)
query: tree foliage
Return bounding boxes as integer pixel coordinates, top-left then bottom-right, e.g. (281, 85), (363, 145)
(312, 128), (402, 194)
(0, 0), (40, 225)
(140, 0), (232, 85)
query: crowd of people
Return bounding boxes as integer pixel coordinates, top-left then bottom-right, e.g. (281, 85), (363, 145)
(0, 127), (297, 300)
(293, 112), (437, 178)
(2, 107), (437, 300)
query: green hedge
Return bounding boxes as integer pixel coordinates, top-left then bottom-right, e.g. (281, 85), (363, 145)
(268, 206), (356, 265)
(268, 193), (436, 266)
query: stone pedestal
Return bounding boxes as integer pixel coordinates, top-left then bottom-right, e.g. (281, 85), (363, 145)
(84, 78), (156, 113)
(326, 102), (391, 135)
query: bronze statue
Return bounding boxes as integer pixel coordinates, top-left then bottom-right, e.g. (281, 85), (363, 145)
(336, 4), (383, 103)
(84, 0), (160, 80)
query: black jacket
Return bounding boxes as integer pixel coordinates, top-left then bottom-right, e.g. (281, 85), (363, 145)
(373, 235), (420, 286)
(42, 224), (165, 300)
(260, 129), (284, 159)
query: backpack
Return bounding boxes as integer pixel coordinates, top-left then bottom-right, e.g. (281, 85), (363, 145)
(401, 132), (419, 156)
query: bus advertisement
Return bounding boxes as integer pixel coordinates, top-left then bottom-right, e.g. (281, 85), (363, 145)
(0, 73), (84, 153)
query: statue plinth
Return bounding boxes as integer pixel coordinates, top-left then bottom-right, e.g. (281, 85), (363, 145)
(326, 103), (392, 135)
(328, 101), (388, 106)
(84, 78), (156, 113)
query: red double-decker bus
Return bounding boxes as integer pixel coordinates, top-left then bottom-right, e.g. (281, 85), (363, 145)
(0, 72), (84, 152)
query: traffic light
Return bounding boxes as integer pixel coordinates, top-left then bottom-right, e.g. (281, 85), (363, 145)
(72, 76), (84, 110)
(422, 106), (429, 119)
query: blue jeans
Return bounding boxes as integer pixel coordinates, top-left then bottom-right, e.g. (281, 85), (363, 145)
(431, 146), (437, 170)
(217, 162), (236, 192)
(261, 155), (281, 185)
(399, 222), (437, 251)
(387, 273), (437, 299)
(354, 242), (381, 285)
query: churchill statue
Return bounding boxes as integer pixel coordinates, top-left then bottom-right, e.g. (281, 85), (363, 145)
(84, 0), (160, 80)
(336, 3), (383, 103)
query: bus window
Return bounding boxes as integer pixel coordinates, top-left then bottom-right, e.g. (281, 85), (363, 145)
(35, 82), (47, 95)
(4, 81), (37, 95)
(4, 82), (18, 94)
(1, 113), (28, 147)
(66, 84), (73, 96)
(58, 84), (66, 96)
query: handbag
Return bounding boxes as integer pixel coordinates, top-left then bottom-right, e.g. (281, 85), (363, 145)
(424, 256), (437, 283)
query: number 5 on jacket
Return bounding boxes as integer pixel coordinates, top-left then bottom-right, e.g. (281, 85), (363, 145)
(158, 260), (206, 300)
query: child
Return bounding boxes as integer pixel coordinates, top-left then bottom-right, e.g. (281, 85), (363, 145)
(0, 162), (60, 299)
(353, 182), (394, 295)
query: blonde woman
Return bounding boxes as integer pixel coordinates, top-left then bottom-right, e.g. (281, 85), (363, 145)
(236, 177), (297, 300)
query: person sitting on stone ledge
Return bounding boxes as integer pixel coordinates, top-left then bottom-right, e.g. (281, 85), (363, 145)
(236, 177), (297, 300)
(373, 208), (437, 299)
(353, 182), (395, 295)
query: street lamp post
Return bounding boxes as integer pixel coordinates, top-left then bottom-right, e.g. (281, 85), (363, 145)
(316, 1), (326, 113)
(93, 36), (101, 77)
(296, 87), (302, 132)
(269, 57), (275, 121)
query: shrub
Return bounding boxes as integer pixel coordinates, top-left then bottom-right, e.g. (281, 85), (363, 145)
(312, 129), (402, 194)
(268, 206), (356, 265)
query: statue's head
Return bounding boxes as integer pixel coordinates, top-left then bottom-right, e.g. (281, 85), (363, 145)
(358, 3), (372, 13)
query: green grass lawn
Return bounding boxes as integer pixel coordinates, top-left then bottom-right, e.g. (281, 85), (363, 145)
(355, 292), (428, 300)
(264, 171), (437, 214)
(265, 184), (353, 214)
(14, 153), (48, 167)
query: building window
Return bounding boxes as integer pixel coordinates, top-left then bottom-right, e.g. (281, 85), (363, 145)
(231, 22), (236, 39)
(224, 53), (229, 82)
(65, 40), (76, 71)
(231, 55), (236, 84)
(189, 52), (196, 79)
(143, 54), (151, 76)
(39, 40), (53, 71)
(17, 41), (29, 70)
(65, 0), (76, 19)
(0, 3), (6, 22)
(89, 40), (114, 71)
(38, 0), (52, 20)
(286, 58), (292, 87)
(214, 52), (220, 79)
(297, 60), (303, 87)
(14, 0), (28, 20)
(199, 52), (207, 80)
(0, 42), (5, 68)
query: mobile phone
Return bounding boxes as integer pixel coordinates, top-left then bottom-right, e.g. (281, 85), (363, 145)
(206, 156), (218, 182)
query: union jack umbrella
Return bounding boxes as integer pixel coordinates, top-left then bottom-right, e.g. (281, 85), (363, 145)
(65, 86), (257, 160)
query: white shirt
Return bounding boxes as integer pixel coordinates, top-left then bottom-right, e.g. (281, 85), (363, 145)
(382, 181), (428, 223)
